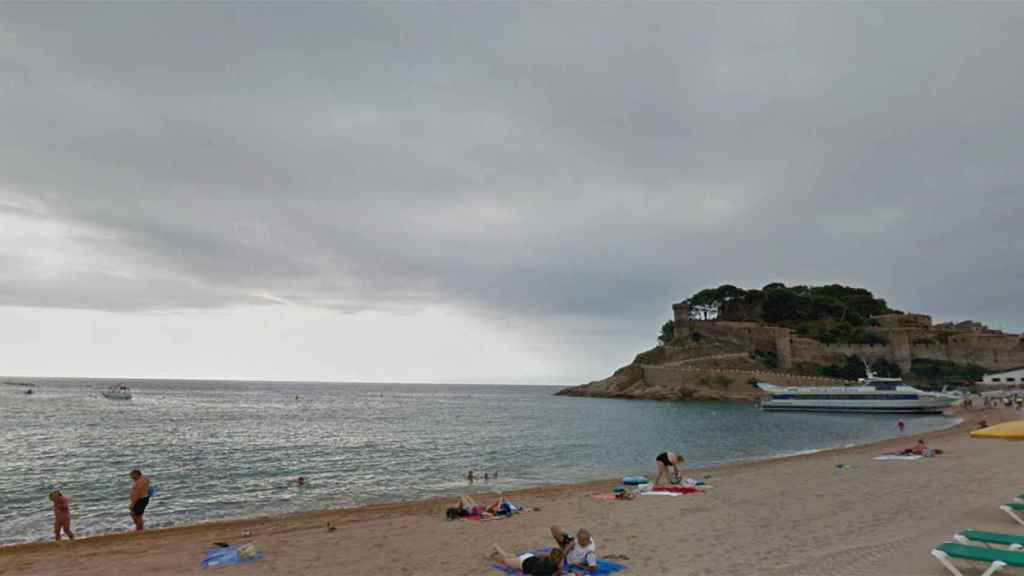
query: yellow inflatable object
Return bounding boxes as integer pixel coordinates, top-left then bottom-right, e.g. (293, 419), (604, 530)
(970, 420), (1024, 441)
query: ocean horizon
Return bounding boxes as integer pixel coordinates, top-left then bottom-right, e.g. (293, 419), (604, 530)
(0, 378), (956, 546)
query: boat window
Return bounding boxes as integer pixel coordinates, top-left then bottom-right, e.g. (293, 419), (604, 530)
(771, 394), (920, 400)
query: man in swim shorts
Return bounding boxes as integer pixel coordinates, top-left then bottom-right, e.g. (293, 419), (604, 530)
(654, 451), (685, 485)
(129, 469), (151, 531)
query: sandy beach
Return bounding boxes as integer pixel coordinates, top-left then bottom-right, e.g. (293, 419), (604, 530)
(1, 408), (1020, 576)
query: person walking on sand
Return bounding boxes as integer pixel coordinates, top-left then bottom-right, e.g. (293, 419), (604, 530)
(49, 490), (74, 541)
(653, 451), (685, 486)
(128, 469), (151, 531)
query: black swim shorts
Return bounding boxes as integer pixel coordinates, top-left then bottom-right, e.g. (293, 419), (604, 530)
(131, 497), (150, 516)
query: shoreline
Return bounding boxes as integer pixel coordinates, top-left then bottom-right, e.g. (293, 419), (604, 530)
(0, 407), (978, 555)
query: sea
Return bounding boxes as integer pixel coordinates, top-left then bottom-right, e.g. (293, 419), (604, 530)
(0, 378), (957, 546)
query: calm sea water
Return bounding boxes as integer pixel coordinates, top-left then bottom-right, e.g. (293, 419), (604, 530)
(0, 378), (955, 545)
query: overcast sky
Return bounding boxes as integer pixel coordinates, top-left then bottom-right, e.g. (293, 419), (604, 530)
(1, 4), (1021, 384)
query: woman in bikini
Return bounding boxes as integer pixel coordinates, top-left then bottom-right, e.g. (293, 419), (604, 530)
(654, 451), (685, 486)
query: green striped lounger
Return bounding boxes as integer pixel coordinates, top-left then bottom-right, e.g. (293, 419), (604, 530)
(932, 542), (1024, 576)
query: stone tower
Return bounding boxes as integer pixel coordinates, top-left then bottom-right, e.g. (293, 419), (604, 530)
(672, 301), (691, 339)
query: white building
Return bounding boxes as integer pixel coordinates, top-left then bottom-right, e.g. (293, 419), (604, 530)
(981, 367), (1024, 387)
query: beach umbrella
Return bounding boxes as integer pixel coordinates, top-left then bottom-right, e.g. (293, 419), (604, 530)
(970, 420), (1024, 441)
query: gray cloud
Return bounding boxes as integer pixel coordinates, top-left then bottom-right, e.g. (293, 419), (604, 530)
(1, 3), (1022, 335)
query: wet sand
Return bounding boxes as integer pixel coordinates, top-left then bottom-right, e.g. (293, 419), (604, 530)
(2, 408), (1019, 576)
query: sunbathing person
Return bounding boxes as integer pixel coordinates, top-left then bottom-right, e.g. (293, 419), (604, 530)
(551, 525), (597, 572)
(456, 495), (488, 516)
(456, 494), (519, 516)
(901, 440), (928, 455)
(900, 440), (943, 456)
(493, 544), (563, 575)
(653, 451), (685, 485)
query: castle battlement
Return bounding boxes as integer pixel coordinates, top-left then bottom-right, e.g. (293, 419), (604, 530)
(671, 302), (1024, 373)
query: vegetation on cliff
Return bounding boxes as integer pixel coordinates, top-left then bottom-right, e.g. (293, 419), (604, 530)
(791, 355), (987, 387)
(683, 283), (898, 345)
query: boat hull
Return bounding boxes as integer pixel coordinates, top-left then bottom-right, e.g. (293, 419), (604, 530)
(756, 381), (955, 414)
(760, 403), (949, 414)
(101, 392), (132, 400)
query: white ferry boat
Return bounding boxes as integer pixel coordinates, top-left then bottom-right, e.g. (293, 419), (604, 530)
(101, 384), (133, 400)
(757, 368), (956, 414)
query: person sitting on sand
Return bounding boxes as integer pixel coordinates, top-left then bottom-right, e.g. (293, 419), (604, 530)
(128, 469), (151, 531)
(978, 419), (989, 429)
(653, 451), (685, 485)
(49, 490), (74, 541)
(901, 440), (928, 455)
(901, 440), (944, 456)
(493, 544), (563, 575)
(551, 525), (597, 572)
(489, 495), (521, 516)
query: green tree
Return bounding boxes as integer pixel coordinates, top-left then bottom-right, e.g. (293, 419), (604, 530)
(658, 320), (675, 344)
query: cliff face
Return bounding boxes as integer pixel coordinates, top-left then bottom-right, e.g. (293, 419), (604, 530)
(558, 301), (1024, 402)
(557, 341), (854, 402)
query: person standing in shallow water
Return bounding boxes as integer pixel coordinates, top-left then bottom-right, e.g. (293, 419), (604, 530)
(49, 490), (74, 541)
(897, 420), (906, 433)
(129, 469), (151, 531)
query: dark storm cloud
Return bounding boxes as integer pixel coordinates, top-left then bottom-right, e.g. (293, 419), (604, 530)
(1, 4), (1022, 329)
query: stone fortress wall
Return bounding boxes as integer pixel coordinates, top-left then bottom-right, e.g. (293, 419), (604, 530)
(671, 302), (1024, 373)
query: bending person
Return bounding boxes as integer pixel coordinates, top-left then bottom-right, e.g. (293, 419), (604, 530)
(493, 544), (563, 575)
(653, 451), (685, 485)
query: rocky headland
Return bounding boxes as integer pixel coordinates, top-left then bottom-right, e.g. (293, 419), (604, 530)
(558, 283), (1024, 401)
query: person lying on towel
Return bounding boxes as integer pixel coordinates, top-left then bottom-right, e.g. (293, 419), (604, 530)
(900, 440), (943, 456)
(493, 544), (563, 575)
(447, 494), (520, 519)
(551, 525), (598, 572)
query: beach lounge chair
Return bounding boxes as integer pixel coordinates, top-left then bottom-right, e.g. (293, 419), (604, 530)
(1002, 503), (1024, 527)
(954, 530), (1024, 550)
(932, 542), (1024, 576)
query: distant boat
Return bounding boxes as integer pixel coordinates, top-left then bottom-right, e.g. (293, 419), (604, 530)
(757, 365), (956, 414)
(24, 389), (33, 395)
(101, 384), (132, 400)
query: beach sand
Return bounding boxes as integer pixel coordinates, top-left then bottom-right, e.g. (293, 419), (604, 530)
(2, 408), (1020, 576)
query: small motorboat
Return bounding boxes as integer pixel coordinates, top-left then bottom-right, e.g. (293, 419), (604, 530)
(101, 384), (132, 400)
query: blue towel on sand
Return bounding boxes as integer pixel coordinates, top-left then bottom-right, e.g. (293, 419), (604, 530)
(492, 548), (627, 575)
(202, 546), (265, 569)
